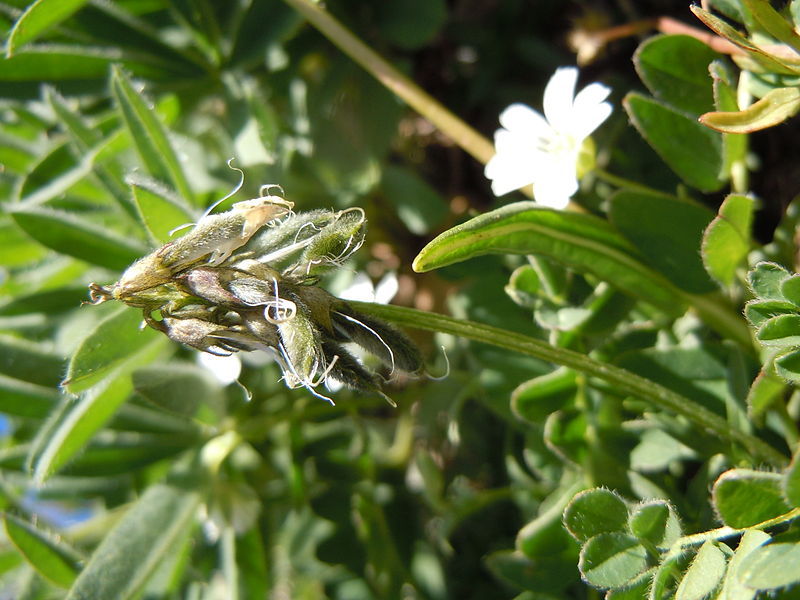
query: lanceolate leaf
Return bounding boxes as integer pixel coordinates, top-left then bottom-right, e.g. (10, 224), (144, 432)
(64, 307), (161, 394)
(110, 65), (193, 203)
(65, 465), (204, 600)
(413, 202), (684, 313)
(700, 87), (800, 133)
(8, 205), (147, 271)
(412, 202), (751, 346)
(3, 513), (83, 588)
(6, 0), (91, 56)
(31, 335), (166, 481)
(128, 174), (196, 245)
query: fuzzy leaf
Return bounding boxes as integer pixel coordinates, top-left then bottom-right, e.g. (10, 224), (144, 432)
(712, 469), (792, 527)
(65, 467), (203, 600)
(675, 541), (727, 600)
(563, 488), (628, 542)
(110, 65), (193, 203)
(3, 514), (83, 587)
(738, 542), (800, 590)
(579, 532), (648, 590)
(128, 174), (196, 245)
(628, 500), (682, 549)
(6, 0), (91, 55)
(8, 205), (147, 271)
(64, 307), (160, 394)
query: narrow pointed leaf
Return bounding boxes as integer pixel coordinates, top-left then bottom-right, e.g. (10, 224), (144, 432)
(6, 0), (91, 56)
(413, 202), (684, 314)
(0, 334), (64, 388)
(65, 469), (203, 600)
(64, 307), (160, 394)
(3, 514), (83, 588)
(110, 65), (193, 203)
(32, 337), (166, 481)
(128, 174), (196, 245)
(700, 87), (800, 133)
(742, 0), (800, 54)
(8, 205), (147, 271)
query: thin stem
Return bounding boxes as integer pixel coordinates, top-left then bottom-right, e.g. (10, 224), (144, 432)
(594, 168), (675, 198)
(280, 0), (494, 165)
(350, 301), (788, 467)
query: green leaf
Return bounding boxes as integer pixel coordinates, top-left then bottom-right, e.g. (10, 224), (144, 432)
(738, 542), (800, 590)
(3, 514), (83, 588)
(128, 173), (196, 245)
(634, 34), (719, 115)
(630, 428), (697, 472)
(64, 307), (161, 394)
(700, 87), (800, 133)
(110, 65), (193, 203)
(8, 205), (147, 271)
(718, 529), (770, 600)
(628, 500), (682, 549)
(784, 447), (800, 508)
(0, 334), (64, 388)
(746, 368), (787, 419)
(744, 299), (796, 328)
(690, 6), (800, 75)
(781, 274), (800, 307)
(512, 368), (577, 423)
(624, 92), (724, 192)
(579, 532), (648, 590)
(563, 488), (628, 542)
(484, 550), (578, 593)
(132, 363), (223, 417)
(65, 465), (203, 600)
(381, 165), (447, 235)
(31, 362), (154, 481)
(609, 191), (716, 294)
(756, 313), (800, 347)
(712, 468), (793, 527)
(0, 374), (59, 419)
(517, 480), (583, 558)
(702, 194), (754, 286)
(748, 262), (790, 301)
(413, 202), (685, 314)
(7, 0), (91, 55)
(742, 0), (800, 55)
(675, 541), (727, 600)
(775, 348), (800, 383)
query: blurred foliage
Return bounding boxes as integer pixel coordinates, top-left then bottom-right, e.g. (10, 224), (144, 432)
(1, 0), (800, 599)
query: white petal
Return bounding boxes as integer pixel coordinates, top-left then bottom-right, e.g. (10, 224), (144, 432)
(485, 152), (537, 196)
(570, 102), (612, 141)
(543, 67), (578, 130)
(493, 128), (533, 155)
(198, 352), (242, 385)
(498, 103), (550, 137)
(532, 157), (578, 209)
(338, 272), (375, 302)
(573, 81), (611, 109)
(374, 272), (399, 304)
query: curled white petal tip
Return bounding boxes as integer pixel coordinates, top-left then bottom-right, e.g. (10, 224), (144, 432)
(485, 66), (612, 207)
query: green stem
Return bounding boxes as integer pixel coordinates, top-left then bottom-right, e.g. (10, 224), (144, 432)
(280, 0), (494, 165)
(350, 301), (787, 467)
(594, 168), (675, 198)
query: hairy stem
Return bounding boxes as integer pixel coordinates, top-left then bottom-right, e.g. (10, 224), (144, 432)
(351, 301), (787, 467)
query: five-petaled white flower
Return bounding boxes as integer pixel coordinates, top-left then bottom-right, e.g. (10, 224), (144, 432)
(484, 66), (612, 208)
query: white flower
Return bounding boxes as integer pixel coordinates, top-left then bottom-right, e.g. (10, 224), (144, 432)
(337, 271), (398, 304)
(484, 66), (612, 208)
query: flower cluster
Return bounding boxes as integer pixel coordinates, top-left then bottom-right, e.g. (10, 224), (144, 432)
(89, 186), (422, 404)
